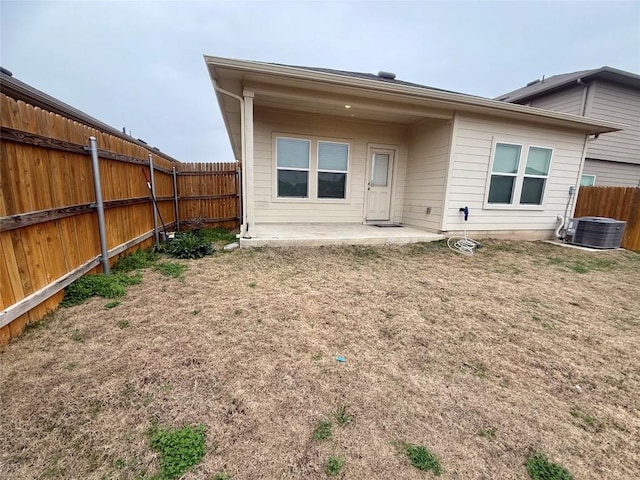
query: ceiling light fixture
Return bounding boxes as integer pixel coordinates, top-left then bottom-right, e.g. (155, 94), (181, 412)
(344, 104), (351, 109)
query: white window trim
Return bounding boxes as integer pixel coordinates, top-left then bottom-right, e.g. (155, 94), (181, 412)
(483, 140), (554, 210)
(317, 140), (350, 200)
(580, 174), (596, 186)
(272, 133), (352, 203)
(275, 136), (311, 199)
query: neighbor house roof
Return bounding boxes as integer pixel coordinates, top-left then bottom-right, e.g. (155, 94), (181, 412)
(496, 66), (640, 103)
(0, 70), (180, 163)
(204, 56), (626, 160)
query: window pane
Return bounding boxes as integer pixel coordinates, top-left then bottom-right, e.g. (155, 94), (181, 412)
(371, 154), (389, 186)
(318, 142), (348, 171)
(318, 172), (346, 198)
(580, 175), (595, 186)
(526, 147), (552, 175)
(488, 175), (515, 203)
(277, 138), (309, 169)
(493, 144), (521, 174)
(520, 177), (545, 205)
(278, 170), (308, 197)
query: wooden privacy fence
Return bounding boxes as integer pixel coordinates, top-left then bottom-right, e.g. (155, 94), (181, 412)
(0, 93), (239, 345)
(177, 162), (239, 230)
(574, 186), (640, 251)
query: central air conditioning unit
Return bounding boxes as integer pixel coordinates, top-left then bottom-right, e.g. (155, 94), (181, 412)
(565, 217), (626, 249)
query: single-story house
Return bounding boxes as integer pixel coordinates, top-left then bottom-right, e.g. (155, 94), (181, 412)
(204, 56), (623, 247)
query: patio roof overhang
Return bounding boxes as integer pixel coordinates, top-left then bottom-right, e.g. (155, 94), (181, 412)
(204, 55), (626, 162)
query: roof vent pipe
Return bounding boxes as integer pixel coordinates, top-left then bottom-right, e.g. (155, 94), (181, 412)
(377, 71), (396, 80)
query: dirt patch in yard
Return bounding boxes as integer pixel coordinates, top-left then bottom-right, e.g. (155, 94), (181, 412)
(1, 240), (639, 479)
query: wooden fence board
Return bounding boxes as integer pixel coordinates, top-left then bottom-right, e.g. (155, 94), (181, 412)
(574, 186), (640, 251)
(0, 93), (239, 344)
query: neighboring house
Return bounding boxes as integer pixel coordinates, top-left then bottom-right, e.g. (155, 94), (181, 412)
(204, 56), (621, 245)
(497, 67), (640, 187)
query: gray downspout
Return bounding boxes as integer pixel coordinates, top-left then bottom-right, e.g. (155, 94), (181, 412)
(87, 136), (110, 275)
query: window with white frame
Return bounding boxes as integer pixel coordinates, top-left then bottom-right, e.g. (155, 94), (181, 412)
(276, 138), (310, 198)
(520, 147), (552, 205)
(486, 142), (552, 207)
(580, 174), (596, 186)
(317, 141), (349, 199)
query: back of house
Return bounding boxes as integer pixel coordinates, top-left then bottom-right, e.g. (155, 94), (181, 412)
(205, 56), (623, 246)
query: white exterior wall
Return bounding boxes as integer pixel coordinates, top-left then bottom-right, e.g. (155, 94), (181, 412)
(583, 158), (640, 187)
(401, 121), (451, 231)
(444, 113), (587, 234)
(528, 85), (584, 115)
(252, 108), (408, 224)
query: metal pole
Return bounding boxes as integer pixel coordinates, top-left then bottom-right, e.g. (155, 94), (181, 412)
(89, 136), (110, 275)
(172, 165), (180, 232)
(148, 153), (159, 245)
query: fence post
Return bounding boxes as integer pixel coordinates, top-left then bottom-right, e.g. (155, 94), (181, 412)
(172, 165), (180, 232)
(88, 136), (110, 275)
(148, 154), (159, 245)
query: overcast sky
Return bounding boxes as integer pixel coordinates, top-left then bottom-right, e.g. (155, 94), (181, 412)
(2, 1), (639, 162)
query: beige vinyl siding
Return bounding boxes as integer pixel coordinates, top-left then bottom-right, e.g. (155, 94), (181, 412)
(444, 113), (586, 233)
(585, 81), (640, 165)
(528, 85), (584, 115)
(401, 121), (451, 231)
(253, 108), (408, 223)
(583, 158), (640, 187)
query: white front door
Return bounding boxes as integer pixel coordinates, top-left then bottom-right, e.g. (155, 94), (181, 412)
(365, 149), (394, 221)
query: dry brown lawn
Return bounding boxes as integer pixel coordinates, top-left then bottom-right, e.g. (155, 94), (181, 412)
(1, 240), (639, 480)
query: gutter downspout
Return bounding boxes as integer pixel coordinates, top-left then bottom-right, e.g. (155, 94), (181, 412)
(570, 132), (591, 221)
(213, 80), (247, 238)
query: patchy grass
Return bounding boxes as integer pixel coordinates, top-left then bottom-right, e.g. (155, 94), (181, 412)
(1, 241), (638, 479)
(570, 406), (604, 433)
(313, 420), (333, 441)
(325, 455), (346, 476)
(104, 300), (121, 309)
(526, 452), (573, 480)
(61, 272), (142, 307)
(404, 443), (442, 475)
(333, 404), (353, 426)
(113, 248), (159, 273)
(197, 227), (237, 245)
(148, 423), (206, 480)
(478, 426), (497, 440)
(546, 255), (619, 274)
(154, 261), (187, 279)
(211, 473), (231, 480)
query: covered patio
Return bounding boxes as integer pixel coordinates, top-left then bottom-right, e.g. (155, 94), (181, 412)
(239, 223), (443, 248)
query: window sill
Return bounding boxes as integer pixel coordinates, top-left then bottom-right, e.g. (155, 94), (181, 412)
(483, 204), (545, 211)
(273, 197), (350, 204)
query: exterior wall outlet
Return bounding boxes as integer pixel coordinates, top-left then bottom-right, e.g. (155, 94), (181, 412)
(426, 207), (432, 214)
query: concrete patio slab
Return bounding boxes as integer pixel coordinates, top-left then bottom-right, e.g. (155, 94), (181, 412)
(239, 223), (444, 248)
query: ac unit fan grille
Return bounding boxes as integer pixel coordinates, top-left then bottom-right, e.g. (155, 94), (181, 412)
(569, 217), (625, 249)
